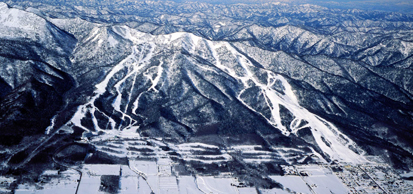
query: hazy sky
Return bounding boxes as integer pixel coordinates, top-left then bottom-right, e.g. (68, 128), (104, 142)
(310, 0), (412, 12)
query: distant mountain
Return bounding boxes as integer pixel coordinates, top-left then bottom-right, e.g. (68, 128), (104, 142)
(0, 0), (412, 189)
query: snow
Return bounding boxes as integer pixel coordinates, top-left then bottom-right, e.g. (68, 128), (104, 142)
(129, 160), (158, 176)
(0, 188), (11, 193)
(44, 115), (57, 134)
(0, 176), (15, 183)
(132, 91), (146, 116)
(137, 176), (153, 193)
(230, 145), (261, 151)
(228, 146), (284, 163)
(177, 176), (204, 194)
(200, 39), (367, 163)
(172, 142), (233, 163)
(108, 35), (119, 47)
(239, 150), (274, 155)
(4, 3), (409, 194)
(158, 165), (172, 176)
(177, 142), (219, 149)
(238, 187), (257, 194)
(77, 175), (101, 194)
(119, 177), (139, 193)
(260, 188), (290, 194)
(219, 43), (366, 163)
(196, 176), (238, 194)
(305, 175), (348, 194)
(78, 165), (147, 193)
(191, 157), (231, 163)
(83, 164), (120, 176)
(0, 2), (7, 10)
(67, 34), (155, 133)
(83, 27), (101, 43)
(146, 175), (160, 193)
(168, 32), (187, 42)
(121, 165), (138, 177)
(244, 159), (277, 163)
(41, 170), (59, 176)
(36, 180), (78, 194)
(144, 62), (164, 92)
(267, 166), (351, 194)
(0, 176), (15, 193)
(159, 176), (179, 194)
(187, 154), (232, 161)
(400, 171), (413, 178)
(269, 176), (311, 193)
(1, 9), (35, 30)
(15, 184), (37, 194)
(15, 169), (78, 193)
(63, 23), (366, 165)
(297, 165), (349, 194)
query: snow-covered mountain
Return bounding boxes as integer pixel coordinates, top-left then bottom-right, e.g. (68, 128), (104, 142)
(0, 0), (413, 192)
(60, 26), (366, 163)
(0, 2), (75, 143)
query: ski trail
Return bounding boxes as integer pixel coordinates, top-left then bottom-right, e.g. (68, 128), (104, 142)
(66, 38), (155, 134)
(206, 42), (368, 163)
(144, 62), (164, 92)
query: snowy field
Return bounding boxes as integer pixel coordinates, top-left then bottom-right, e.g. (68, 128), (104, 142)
(269, 175), (311, 193)
(15, 170), (79, 194)
(297, 165), (349, 194)
(196, 176), (239, 194)
(261, 165), (350, 194)
(12, 163), (413, 193)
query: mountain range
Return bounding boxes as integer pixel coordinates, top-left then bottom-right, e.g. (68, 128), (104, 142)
(0, 0), (412, 191)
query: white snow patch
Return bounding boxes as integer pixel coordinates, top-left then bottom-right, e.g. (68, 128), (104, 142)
(129, 160), (158, 176)
(177, 143), (219, 149)
(137, 176), (153, 193)
(77, 174), (101, 194)
(83, 164), (120, 176)
(297, 165), (349, 194)
(196, 176), (238, 194)
(177, 176), (205, 194)
(238, 187), (258, 194)
(107, 35), (119, 47)
(119, 176), (139, 193)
